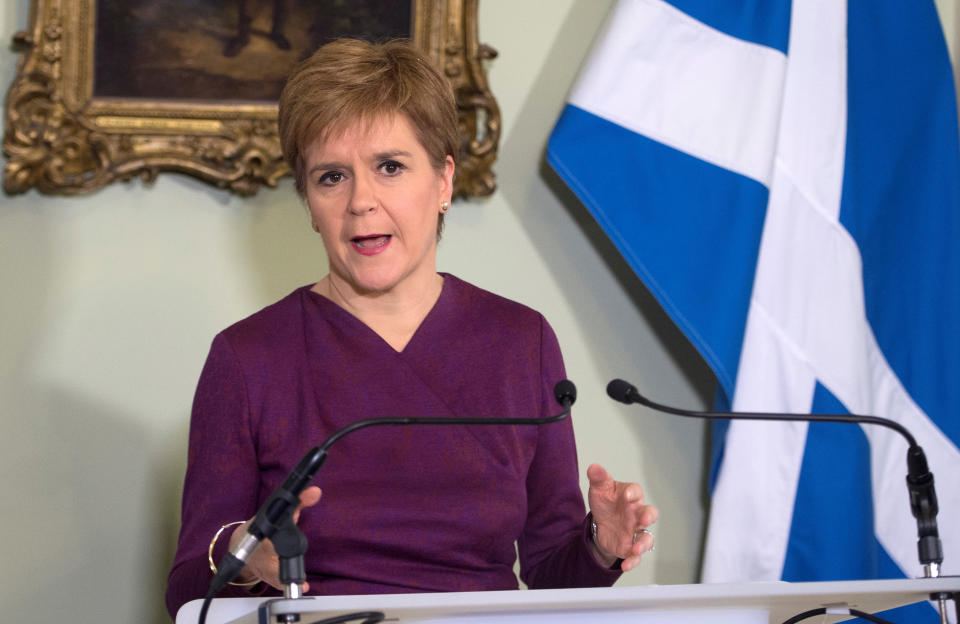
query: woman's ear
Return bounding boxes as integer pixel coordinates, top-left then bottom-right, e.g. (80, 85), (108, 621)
(439, 155), (455, 202)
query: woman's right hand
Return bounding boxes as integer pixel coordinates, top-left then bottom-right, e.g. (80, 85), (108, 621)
(227, 486), (323, 590)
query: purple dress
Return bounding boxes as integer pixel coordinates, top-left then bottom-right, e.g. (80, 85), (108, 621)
(165, 274), (620, 617)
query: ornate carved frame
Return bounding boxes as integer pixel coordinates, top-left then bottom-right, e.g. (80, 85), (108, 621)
(3, 0), (500, 197)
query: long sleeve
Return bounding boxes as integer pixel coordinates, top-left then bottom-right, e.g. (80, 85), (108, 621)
(165, 334), (269, 618)
(518, 317), (622, 589)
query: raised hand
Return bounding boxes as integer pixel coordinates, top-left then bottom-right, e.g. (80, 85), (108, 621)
(586, 464), (657, 571)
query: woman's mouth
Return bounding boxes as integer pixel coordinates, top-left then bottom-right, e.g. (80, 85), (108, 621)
(351, 234), (391, 255)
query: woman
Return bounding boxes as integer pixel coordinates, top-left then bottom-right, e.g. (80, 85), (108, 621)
(165, 39), (657, 618)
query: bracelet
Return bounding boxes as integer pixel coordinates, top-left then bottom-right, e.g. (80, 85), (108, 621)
(208, 520), (261, 587)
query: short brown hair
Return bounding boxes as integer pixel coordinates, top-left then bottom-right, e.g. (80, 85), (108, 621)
(279, 39), (459, 201)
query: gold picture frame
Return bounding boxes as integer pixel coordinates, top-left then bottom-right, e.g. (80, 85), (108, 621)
(3, 0), (500, 197)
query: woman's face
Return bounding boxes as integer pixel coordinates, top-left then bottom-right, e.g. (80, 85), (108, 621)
(303, 113), (454, 297)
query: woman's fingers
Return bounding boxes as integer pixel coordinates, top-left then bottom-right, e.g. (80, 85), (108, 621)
(292, 486), (323, 524)
(586, 463), (659, 562)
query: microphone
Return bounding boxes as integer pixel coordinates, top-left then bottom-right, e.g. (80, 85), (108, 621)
(554, 378), (577, 407)
(605, 378), (641, 406)
(208, 379), (578, 595)
(606, 378), (944, 579)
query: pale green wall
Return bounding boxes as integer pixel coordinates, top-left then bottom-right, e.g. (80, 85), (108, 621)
(10, 1), (957, 623)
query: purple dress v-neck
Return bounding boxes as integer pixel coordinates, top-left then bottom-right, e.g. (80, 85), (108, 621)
(165, 274), (620, 617)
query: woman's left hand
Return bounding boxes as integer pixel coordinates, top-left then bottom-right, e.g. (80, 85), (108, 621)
(586, 463), (658, 572)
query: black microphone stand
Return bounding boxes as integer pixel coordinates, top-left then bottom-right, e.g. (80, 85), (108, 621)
(273, 517), (308, 600)
(606, 379), (955, 623)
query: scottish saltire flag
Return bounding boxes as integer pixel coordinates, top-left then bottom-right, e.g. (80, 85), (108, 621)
(548, 0), (960, 620)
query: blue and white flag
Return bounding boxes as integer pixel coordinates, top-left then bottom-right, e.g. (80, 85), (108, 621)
(548, 0), (960, 619)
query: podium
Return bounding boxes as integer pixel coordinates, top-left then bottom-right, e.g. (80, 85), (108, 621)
(177, 577), (959, 624)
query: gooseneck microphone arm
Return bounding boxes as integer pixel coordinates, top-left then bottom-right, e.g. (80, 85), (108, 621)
(605, 379), (944, 581)
(606, 378), (919, 445)
(204, 380), (578, 604)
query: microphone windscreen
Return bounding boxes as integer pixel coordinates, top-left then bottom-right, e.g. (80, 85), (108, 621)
(606, 379), (636, 404)
(553, 379), (577, 407)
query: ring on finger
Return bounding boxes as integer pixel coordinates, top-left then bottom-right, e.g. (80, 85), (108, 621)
(632, 528), (654, 551)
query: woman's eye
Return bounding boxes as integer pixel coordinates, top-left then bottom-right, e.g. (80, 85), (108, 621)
(379, 160), (404, 175)
(317, 171), (343, 186)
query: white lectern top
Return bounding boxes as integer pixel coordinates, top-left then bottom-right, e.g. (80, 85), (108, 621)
(177, 577), (959, 624)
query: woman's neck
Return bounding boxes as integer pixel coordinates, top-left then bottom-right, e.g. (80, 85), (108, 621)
(314, 271), (445, 352)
